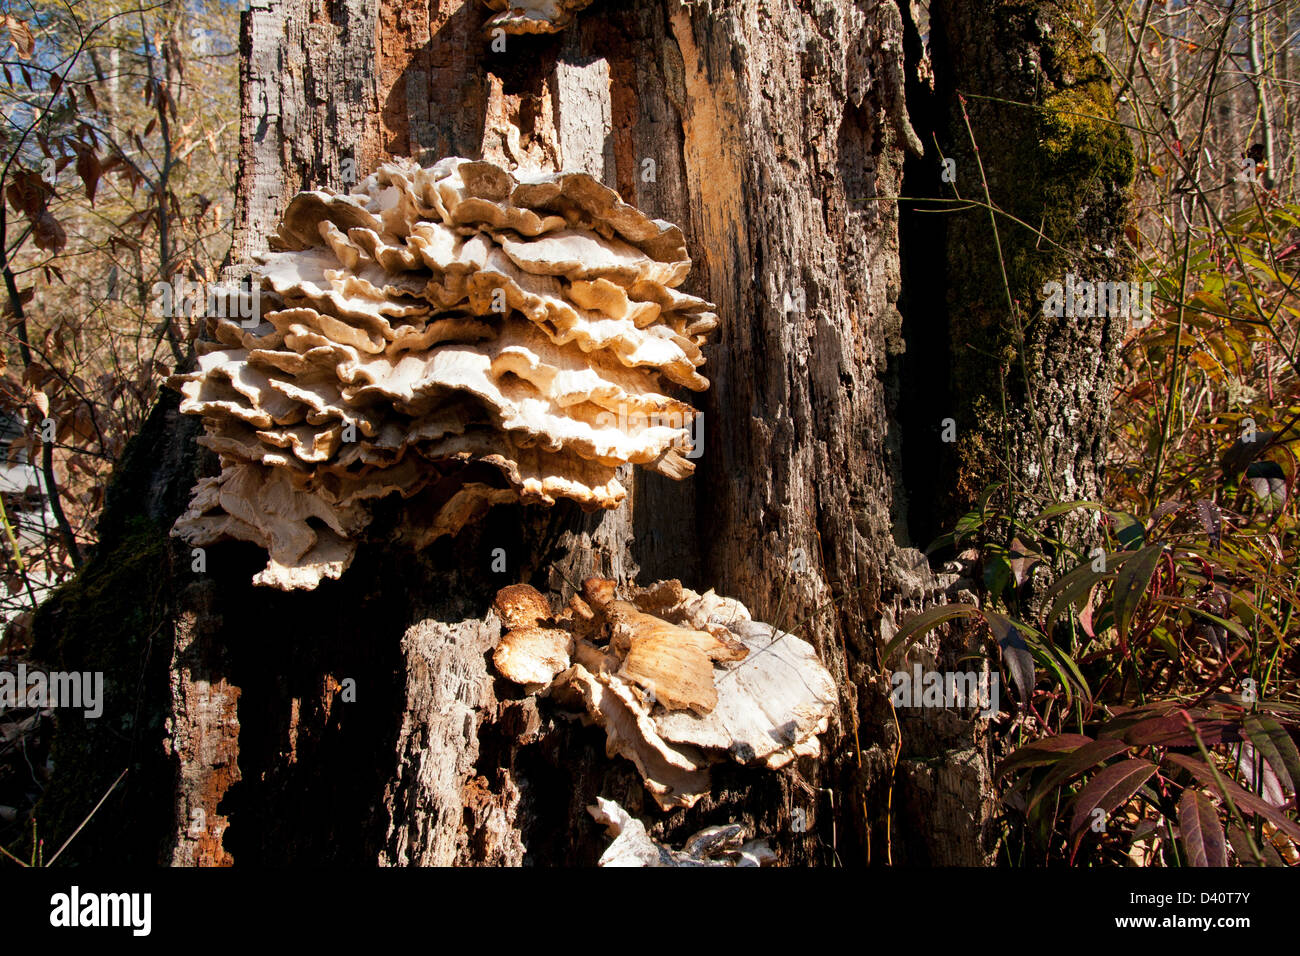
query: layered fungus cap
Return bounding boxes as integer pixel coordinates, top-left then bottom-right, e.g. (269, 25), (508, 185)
(170, 157), (715, 589)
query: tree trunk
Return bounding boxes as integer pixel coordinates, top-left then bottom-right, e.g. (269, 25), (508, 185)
(902, 0), (1135, 544)
(30, 0), (1130, 866)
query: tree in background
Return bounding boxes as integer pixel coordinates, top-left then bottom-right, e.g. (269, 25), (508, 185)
(0, 0), (236, 621)
(0, 0), (235, 859)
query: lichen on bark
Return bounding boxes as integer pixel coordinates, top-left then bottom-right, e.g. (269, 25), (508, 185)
(928, 0), (1135, 522)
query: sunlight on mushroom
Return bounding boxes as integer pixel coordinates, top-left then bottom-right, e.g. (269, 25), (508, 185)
(169, 158), (714, 589)
(492, 579), (837, 810)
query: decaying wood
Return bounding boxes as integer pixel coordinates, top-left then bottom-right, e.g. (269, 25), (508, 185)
(381, 614), (525, 866)
(483, 0), (600, 35)
(31, 0), (1133, 867)
(173, 0), (1001, 865)
(588, 796), (775, 866)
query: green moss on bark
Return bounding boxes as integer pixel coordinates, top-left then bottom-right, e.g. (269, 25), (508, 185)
(935, 0), (1135, 519)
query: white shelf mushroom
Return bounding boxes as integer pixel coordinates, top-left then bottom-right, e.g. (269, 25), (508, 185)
(170, 158), (715, 589)
(491, 578), (838, 811)
(482, 0), (600, 35)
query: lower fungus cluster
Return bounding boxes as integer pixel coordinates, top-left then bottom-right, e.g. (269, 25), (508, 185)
(169, 157), (716, 589)
(482, 0), (598, 33)
(493, 578), (838, 811)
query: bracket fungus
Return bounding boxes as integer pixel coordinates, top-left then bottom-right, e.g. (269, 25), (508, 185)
(169, 157), (715, 589)
(482, 0), (598, 34)
(587, 797), (776, 867)
(491, 579), (838, 810)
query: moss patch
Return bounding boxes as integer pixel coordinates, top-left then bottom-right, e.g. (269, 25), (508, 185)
(936, 0), (1135, 522)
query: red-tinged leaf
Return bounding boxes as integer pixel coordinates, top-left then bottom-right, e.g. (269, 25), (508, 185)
(1150, 500), (1183, 522)
(1043, 553), (1128, 631)
(6, 170), (51, 219)
(1028, 738), (1134, 813)
(1118, 714), (1242, 748)
(32, 211), (66, 254)
(1178, 790), (1227, 867)
(144, 117), (157, 138)
(1196, 498), (1222, 549)
(75, 149), (101, 204)
(1243, 715), (1300, 797)
(21, 65), (31, 88)
(1068, 758), (1159, 852)
(1102, 707), (1211, 743)
(1113, 543), (1164, 648)
(1099, 703), (1184, 738)
(48, 71), (60, 95)
(3, 65), (12, 86)
(985, 611), (1036, 704)
(1163, 753), (1300, 843)
(84, 82), (98, 112)
(995, 734), (1094, 778)
(881, 602), (982, 665)
(1227, 824), (1285, 866)
(1078, 593), (1098, 638)
(1236, 743), (1288, 807)
(1007, 537), (1041, 586)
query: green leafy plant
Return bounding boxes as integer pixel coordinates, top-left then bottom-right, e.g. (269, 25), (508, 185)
(903, 198), (1300, 866)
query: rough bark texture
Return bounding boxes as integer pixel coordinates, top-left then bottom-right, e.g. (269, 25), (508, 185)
(900, 0), (1134, 543)
(27, 0), (1129, 867)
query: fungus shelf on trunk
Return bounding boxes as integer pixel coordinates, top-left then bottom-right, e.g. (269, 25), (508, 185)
(482, 0), (600, 34)
(168, 157), (716, 589)
(587, 797), (777, 866)
(492, 578), (838, 811)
